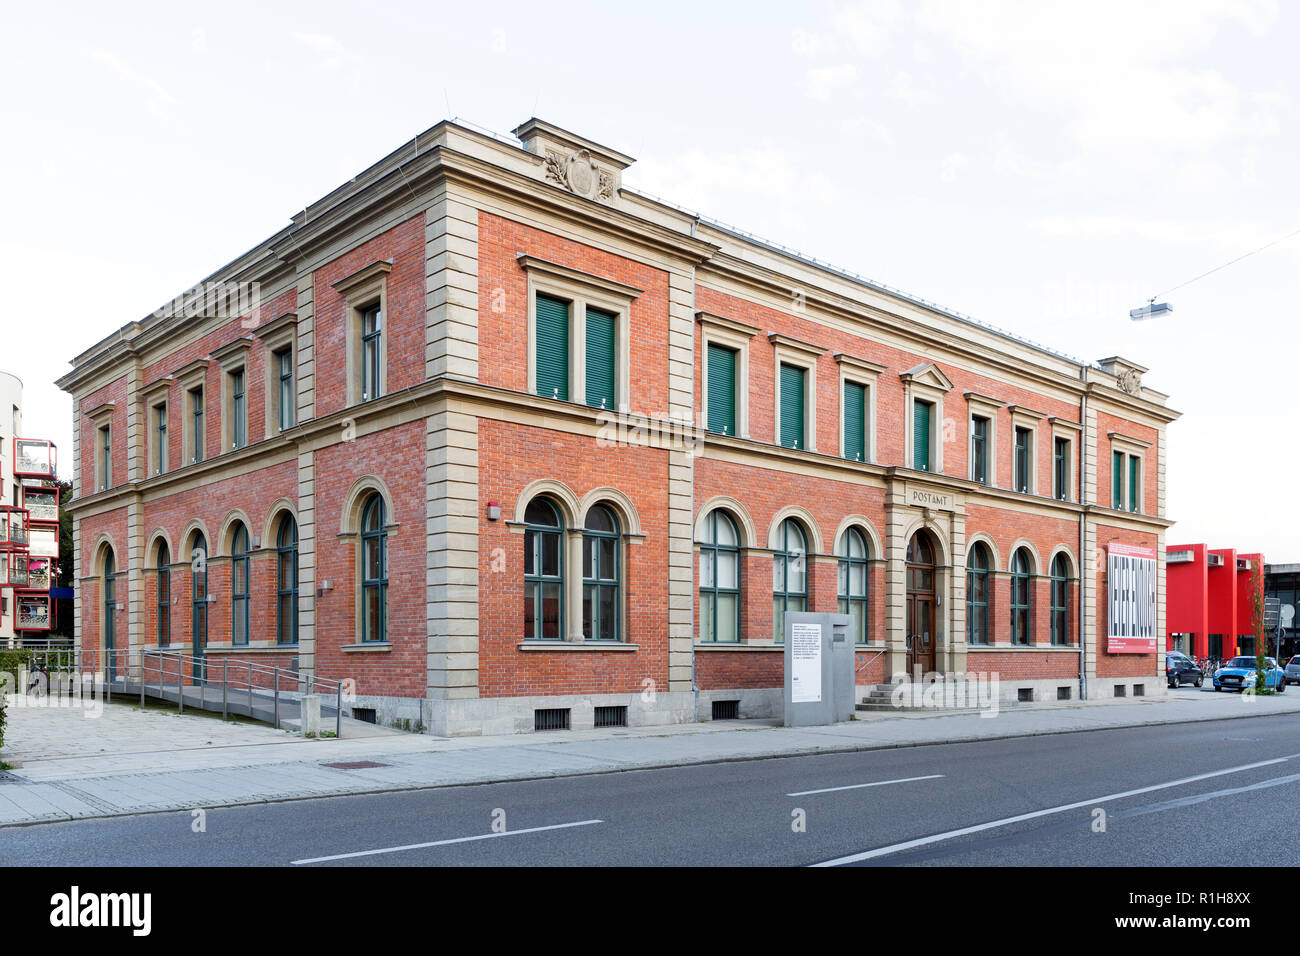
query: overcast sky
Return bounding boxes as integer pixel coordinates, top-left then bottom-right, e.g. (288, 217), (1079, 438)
(2, 1), (1296, 558)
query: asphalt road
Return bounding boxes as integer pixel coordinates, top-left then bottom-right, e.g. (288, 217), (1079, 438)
(6, 713), (1300, 867)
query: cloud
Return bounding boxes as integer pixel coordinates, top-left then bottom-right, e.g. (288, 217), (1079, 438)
(832, 0), (904, 57)
(939, 151), (968, 182)
(806, 63), (858, 101)
(90, 50), (175, 114)
(840, 116), (896, 145)
(292, 32), (363, 73)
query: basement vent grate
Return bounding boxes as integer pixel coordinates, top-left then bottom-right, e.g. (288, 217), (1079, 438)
(1057, 686), (1072, 701)
(712, 699), (740, 721)
(322, 760), (391, 770)
(534, 708), (571, 731)
(1114, 685), (1127, 698)
(351, 707), (377, 724)
(1133, 684), (1145, 697)
(594, 705), (628, 728)
(1017, 688), (1033, 703)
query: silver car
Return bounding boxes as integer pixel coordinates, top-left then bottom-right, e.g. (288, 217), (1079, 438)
(1284, 656), (1300, 686)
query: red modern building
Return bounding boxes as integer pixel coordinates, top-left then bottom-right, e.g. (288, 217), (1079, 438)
(1166, 543), (1264, 661)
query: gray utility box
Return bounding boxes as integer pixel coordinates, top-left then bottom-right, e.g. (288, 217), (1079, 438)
(783, 611), (856, 727)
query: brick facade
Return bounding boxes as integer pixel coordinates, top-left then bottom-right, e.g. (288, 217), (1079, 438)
(58, 118), (1180, 734)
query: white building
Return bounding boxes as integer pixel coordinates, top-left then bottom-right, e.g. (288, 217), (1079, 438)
(0, 368), (23, 643)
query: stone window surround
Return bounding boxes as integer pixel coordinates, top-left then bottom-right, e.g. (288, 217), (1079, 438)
(86, 402), (115, 493)
(769, 332), (825, 452)
(332, 259), (393, 407)
(697, 312), (757, 439)
(1049, 416), (1083, 502)
(139, 377), (173, 478)
(174, 359), (209, 465)
(900, 364), (953, 474)
(1008, 404), (1045, 495)
(964, 391), (1005, 487)
(519, 254), (639, 413)
(835, 353), (885, 463)
(255, 310), (298, 439)
(211, 337), (253, 454)
(1109, 431), (1150, 513)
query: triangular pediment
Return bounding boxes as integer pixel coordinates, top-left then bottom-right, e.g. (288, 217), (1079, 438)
(899, 363), (953, 392)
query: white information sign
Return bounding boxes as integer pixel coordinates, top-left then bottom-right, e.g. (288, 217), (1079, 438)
(791, 621), (823, 704)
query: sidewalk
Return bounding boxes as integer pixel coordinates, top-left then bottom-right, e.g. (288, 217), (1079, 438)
(2, 689), (1299, 827)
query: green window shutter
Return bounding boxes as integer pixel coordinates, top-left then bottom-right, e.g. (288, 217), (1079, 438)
(707, 344), (736, 434)
(779, 363), (805, 448)
(843, 381), (865, 461)
(1112, 451), (1124, 509)
(913, 399), (931, 471)
(1129, 455), (1139, 512)
(585, 307), (616, 409)
(535, 293), (570, 401)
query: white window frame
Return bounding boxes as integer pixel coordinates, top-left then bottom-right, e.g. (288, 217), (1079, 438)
(769, 333), (824, 452)
(255, 311), (298, 438)
(139, 377), (173, 478)
(212, 338), (253, 453)
(964, 392), (1004, 487)
(698, 312), (758, 439)
(835, 353), (884, 463)
(1008, 405), (1045, 496)
(86, 402), (115, 493)
(900, 364), (953, 474)
(1049, 416), (1082, 502)
(174, 359), (209, 465)
(333, 260), (392, 406)
(519, 255), (639, 413)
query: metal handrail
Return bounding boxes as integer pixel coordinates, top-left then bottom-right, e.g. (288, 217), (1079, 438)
(43, 646), (345, 738)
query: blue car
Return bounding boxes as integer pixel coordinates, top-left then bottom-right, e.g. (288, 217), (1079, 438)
(1213, 656), (1287, 693)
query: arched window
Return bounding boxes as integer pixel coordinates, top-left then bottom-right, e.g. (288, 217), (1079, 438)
(773, 518), (807, 643)
(699, 510), (740, 643)
(231, 523), (250, 646)
(524, 497), (564, 640)
(1010, 548), (1032, 645)
(361, 495), (388, 643)
(582, 505), (621, 641)
(277, 515), (299, 645)
(191, 533), (208, 679)
(966, 543), (990, 645)
(103, 549), (117, 669)
(1051, 553), (1071, 645)
(157, 542), (171, 647)
(838, 527), (870, 644)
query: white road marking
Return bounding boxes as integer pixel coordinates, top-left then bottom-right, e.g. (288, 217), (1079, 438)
(787, 774), (944, 797)
(813, 755), (1291, 867)
(291, 819), (604, 864)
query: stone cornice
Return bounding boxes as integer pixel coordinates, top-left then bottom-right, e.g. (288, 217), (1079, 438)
(517, 255), (643, 300)
(696, 311), (760, 338)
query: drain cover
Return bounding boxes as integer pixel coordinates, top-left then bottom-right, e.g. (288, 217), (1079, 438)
(322, 760), (391, 770)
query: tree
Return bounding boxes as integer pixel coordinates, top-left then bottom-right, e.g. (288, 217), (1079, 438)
(1251, 558), (1268, 693)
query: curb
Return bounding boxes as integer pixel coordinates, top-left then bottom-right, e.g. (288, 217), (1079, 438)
(2, 704), (1298, 829)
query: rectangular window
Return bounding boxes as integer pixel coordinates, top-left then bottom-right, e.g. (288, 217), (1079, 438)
(1053, 437), (1070, 501)
(912, 399), (932, 471)
(970, 415), (988, 484)
(534, 293), (570, 401)
(779, 363), (806, 449)
(230, 370), (246, 449)
(97, 425), (111, 490)
(584, 306), (616, 410)
(361, 305), (382, 401)
(843, 381), (866, 462)
(153, 404), (167, 475)
(189, 387), (204, 463)
(276, 348), (295, 432)
(1112, 450), (1124, 509)
(1128, 454), (1140, 513)
(706, 343), (737, 435)
(1014, 426), (1031, 493)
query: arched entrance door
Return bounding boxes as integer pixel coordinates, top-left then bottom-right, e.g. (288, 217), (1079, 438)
(103, 549), (116, 682)
(906, 531), (937, 677)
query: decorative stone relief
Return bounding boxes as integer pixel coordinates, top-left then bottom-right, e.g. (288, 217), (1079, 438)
(1117, 368), (1142, 394)
(543, 148), (616, 204)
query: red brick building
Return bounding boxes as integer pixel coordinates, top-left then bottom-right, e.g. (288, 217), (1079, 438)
(58, 118), (1180, 734)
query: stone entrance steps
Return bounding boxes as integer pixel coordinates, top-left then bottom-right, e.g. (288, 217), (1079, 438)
(856, 681), (988, 714)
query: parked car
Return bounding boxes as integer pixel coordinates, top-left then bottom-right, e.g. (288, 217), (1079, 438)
(1284, 656), (1300, 686)
(1166, 652), (1203, 688)
(1213, 656), (1286, 693)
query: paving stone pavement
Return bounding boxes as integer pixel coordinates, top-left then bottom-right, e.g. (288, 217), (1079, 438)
(2, 688), (1299, 827)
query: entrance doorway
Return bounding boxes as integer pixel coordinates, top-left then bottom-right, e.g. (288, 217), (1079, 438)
(906, 530), (938, 677)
